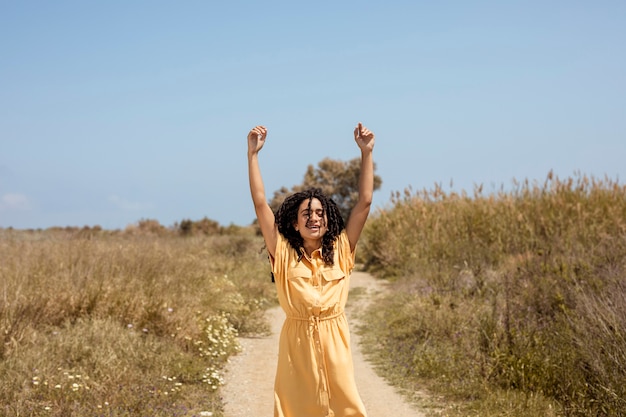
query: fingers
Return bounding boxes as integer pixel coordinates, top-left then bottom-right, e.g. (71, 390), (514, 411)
(248, 125), (267, 140)
(252, 125), (266, 136)
(354, 122), (363, 139)
(354, 122), (373, 139)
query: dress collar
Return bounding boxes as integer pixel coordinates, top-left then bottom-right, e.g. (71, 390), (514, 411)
(299, 246), (322, 262)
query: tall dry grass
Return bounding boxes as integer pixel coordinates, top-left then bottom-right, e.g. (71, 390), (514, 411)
(360, 172), (626, 416)
(0, 227), (274, 416)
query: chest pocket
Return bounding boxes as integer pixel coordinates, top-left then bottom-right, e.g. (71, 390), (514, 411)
(287, 266), (313, 281)
(321, 267), (345, 283)
(287, 266), (345, 285)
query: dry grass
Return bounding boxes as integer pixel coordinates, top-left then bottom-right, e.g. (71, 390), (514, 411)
(4, 171), (625, 416)
(359, 172), (626, 416)
(0, 227), (274, 416)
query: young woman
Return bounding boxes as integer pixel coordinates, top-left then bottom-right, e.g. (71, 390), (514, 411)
(247, 122), (375, 417)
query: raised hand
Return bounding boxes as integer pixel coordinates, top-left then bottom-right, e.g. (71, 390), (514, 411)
(247, 125), (268, 155)
(353, 122), (375, 152)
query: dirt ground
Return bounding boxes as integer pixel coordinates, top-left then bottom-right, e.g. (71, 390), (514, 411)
(220, 271), (426, 417)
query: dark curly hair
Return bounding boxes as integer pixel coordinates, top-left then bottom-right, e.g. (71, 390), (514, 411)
(275, 187), (345, 265)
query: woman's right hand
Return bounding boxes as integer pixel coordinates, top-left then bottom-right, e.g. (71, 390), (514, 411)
(247, 125), (268, 155)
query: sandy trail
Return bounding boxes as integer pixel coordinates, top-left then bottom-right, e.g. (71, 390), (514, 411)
(221, 271), (425, 417)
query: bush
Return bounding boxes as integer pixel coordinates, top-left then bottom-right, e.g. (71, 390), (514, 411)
(360, 172), (626, 416)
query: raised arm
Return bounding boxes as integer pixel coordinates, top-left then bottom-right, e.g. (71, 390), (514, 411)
(346, 122), (375, 252)
(247, 125), (278, 258)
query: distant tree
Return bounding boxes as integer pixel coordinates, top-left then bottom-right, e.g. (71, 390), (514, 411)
(194, 217), (221, 235)
(177, 217), (221, 236)
(124, 219), (167, 236)
(179, 219), (194, 236)
(269, 157), (382, 221)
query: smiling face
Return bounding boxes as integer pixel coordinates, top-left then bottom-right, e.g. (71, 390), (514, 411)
(295, 197), (328, 242)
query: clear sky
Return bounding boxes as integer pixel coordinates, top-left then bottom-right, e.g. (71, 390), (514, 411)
(2, 1), (625, 230)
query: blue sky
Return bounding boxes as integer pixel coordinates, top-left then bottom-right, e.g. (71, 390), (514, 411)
(2, 1), (625, 230)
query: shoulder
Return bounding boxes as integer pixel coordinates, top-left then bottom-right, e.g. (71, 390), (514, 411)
(336, 229), (351, 249)
(335, 229), (355, 272)
(272, 232), (297, 268)
(275, 232), (290, 257)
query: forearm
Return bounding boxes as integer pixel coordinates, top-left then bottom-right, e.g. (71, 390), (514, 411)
(346, 145), (374, 249)
(246, 134), (277, 255)
(357, 149), (374, 205)
(248, 152), (267, 208)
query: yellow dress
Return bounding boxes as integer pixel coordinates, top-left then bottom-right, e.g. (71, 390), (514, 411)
(271, 230), (367, 417)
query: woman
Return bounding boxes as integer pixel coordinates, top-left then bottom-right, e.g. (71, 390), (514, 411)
(247, 122), (375, 417)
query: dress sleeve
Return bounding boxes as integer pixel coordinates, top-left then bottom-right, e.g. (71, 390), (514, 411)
(336, 230), (356, 274)
(271, 232), (287, 283)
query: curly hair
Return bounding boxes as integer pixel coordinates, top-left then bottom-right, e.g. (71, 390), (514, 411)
(275, 187), (345, 265)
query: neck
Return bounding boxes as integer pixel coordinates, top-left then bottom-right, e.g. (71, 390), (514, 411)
(302, 239), (322, 257)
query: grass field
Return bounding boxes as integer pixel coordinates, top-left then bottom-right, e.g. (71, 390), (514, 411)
(359, 172), (626, 416)
(0, 226), (274, 416)
(2, 171), (625, 416)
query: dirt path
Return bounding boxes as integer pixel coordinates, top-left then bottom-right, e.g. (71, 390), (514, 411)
(221, 271), (426, 417)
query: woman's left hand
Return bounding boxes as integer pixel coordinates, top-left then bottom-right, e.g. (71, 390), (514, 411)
(354, 122), (375, 152)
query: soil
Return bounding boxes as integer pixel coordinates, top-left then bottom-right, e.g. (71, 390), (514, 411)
(220, 271), (427, 417)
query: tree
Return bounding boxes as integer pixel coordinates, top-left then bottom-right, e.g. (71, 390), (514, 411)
(269, 157), (382, 221)
(177, 217), (221, 236)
